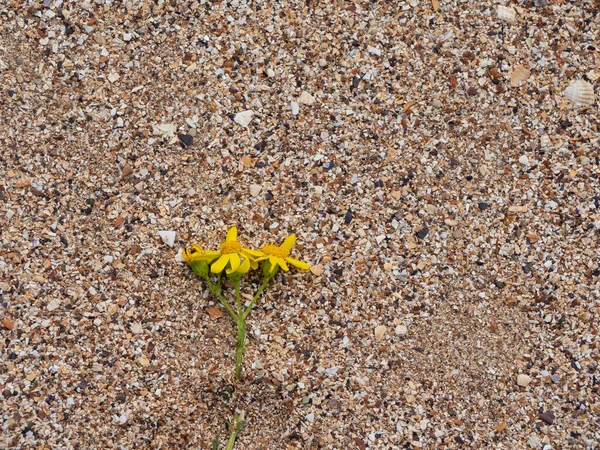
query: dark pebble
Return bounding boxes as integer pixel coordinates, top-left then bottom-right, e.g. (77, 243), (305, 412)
(494, 280), (506, 289)
(344, 208), (353, 224)
(178, 134), (193, 148)
(539, 411), (555, 425)
(116, 392), (127, 403)
(416, 226), (429, 239)
(522, 264), (531, 274)
(467, 87), (478, 96)
(478, 202), (489, 210)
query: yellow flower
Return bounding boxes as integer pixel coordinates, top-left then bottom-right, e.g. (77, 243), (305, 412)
(201, 226), (260, 274)
(182, 244), (214, 264)
(254, 234), (310, 274)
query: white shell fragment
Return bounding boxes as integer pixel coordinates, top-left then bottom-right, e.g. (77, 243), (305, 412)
(510, 65), (530, 87)
(234, 110), (254, 127)
(291, 101), (299, 115)
(517, 374), (532, 387)
(375, 325), (387, 340)
(564, 80), (595, 106)
(497, 5), (517, 23)
(158, 230), (176, 247)
(107, 72), (120, 83)
(299, 91), (315, 105)
(540, 135), (551, 151)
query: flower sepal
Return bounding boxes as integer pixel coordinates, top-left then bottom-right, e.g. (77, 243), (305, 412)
(189, 260), (209, 279)
(226, 270), (243, 282)
(262, 260), (279, 278)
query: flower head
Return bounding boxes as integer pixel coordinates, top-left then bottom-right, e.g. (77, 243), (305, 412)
(180, 244), (215, 278)
(254, 234), (310, 274)
(208, 226), (260, 274)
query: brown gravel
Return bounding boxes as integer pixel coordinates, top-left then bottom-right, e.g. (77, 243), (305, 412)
(1, 1), (599, 449)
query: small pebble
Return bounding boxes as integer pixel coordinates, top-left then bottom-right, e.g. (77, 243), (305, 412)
(416, 226), (429, 239)
(539, 411), (555, 425)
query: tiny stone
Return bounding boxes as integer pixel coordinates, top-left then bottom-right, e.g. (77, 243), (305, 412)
(178, 134), (193, 148)
(539, 411), (555, 425)
(108, 72), (120, 83)
(467, 86), (478, 96)
(266, 68), (275, 78)
(1, 319), (15, 330)
(131, 323), (143, 334)
(517, 374), (532, 387)
(519, 155), (529, 166)
(344, 209), (353, 224)
(478, 202), (489, 210)
(416, 226), (429, 239)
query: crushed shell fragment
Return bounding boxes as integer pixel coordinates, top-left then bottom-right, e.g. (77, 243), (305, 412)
(497, 5), (517, 23)
(564, 80), (595, 106)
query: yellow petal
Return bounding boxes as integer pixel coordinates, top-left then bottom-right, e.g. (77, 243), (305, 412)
(242, 248), (264, 258)
(226, 226), (238, 242)
(192, 251), (219, 262)
(211, 254), (230, 273)
(237, 257), (250, 274)
(270, 261), (278, 274)
(250, 259), (258, 270)
(286, 257), (311, 270)
(226, 253), (241, 274)
(278, 258), (289, 272)
(191, 244), (204, 253)
(280, 234), (296, 253)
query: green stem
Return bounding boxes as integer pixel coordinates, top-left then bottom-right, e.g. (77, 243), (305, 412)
(225, 414), (245, 450)
(242, 275), (272, 320)
(234, 320), (246, 379)
(233, 278), (242, 316)
(206, 273), (238, 321)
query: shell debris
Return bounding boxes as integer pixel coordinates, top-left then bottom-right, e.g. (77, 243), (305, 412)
(564, 80), (595, 106)
(510, 65), (530, 87)
(497, 5), (517, 23)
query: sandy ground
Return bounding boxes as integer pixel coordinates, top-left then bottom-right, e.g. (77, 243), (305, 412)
(1, 0), (599, 448)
